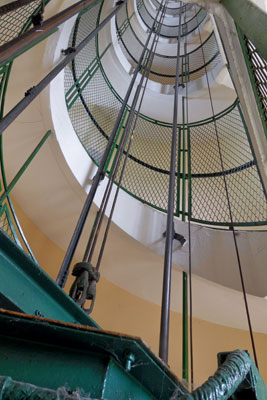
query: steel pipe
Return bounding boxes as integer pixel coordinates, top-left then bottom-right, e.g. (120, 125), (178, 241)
(0, 1), (126, 136)
(159, 4), (182, 364)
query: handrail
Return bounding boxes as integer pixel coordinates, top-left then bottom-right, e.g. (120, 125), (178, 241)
(143, 0), (202, 29)
(138, 0), (207, 38)
(116, 3), (220, 84)
(0, 0), (100, 66)
(149, 0), (193, 13)
(65, 2), (266, 227)
(125, 2), (216, 60)
(0, 0), (52, 261)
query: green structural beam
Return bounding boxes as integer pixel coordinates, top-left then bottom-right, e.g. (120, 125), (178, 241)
(0, 310), (188, 400)
(220, 0), (267, 61)
(0, 230), (99, 327)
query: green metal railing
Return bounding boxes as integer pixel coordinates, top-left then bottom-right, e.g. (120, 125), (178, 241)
(138, 0), (206, 38)
(237, 25), (267, 138)
(149, 0), (193, 15)
(64, 2), (266, 228)
(0, 0), (51, 259)
(116, 2), (221, 85)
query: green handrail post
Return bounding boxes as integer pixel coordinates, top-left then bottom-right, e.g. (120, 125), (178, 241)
(176, 127), (181, 216)
(182, 271), (189, 383)
(182, 96), (186, 222)
(188, 127), (192, 220)
(0, 130), (52, 205)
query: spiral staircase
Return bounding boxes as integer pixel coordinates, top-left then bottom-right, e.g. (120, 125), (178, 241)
(0, 0), (266, 398)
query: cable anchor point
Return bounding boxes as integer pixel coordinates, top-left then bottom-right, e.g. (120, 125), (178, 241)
(69, 261), (100, 314)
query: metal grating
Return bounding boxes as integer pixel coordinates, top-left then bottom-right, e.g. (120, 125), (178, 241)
(190, 103), (267, 225)
(0, 0), (41, 47)
(243, 34), (267, 131)
(64, 2), (266, 226)
(116, 3), (220, 86)
(138, 1), (206, 38)
(0, 205), (16, 241)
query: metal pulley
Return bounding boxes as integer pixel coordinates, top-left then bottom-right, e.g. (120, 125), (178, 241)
(69, 262), (100, 314)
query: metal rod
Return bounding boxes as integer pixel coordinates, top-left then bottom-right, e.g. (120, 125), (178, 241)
(0, 0), (37, 15)
(75, 1), (165, 270)
(56, 1), (162, 287)
(159, 4), (182, 364)
(187, 126), (194, 388)
(0, 62), (38, 262)
(184, 22), (194, 385)
(0, 0), (101, 66)
(182, 271), (188, 382)
(195, 6), (258, 368)
(0, 1), (126, 136)
(0, 130), (52, 204)
(95, 2), (167, 272)
(182, 96), (186, 222)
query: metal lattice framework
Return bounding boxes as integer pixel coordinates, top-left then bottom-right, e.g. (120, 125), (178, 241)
(0, 0), (47, 255)
(64, 1), (267, 227)
(0, 0), (42, 46)
(116, 3), (221, 85)
(149, 0), (193, 15)
(237, 26), (267, 136)
(138, 0), (206, 38)
(189, 102), (266, 225)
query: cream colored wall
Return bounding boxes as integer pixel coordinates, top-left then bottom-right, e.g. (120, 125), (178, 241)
(12, 199), (267, 388)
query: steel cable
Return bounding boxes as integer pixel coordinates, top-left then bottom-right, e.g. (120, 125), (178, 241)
(82, 0), (167, 266)
(95, 3), (168, 272)
(194, 5), (258, 369)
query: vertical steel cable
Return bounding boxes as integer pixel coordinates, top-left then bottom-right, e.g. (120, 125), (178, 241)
(159, 1), (182, 364)
(194, 6), (258, 368)
(184, 17), (194, 389)
(56, 0), (164, 287)
(95, 4), (168, 272)
(81, 0), (166, 266)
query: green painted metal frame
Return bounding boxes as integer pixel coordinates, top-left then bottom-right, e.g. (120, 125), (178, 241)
(66, 43), (112, 110)
(0, 309), (188, 399)
(236, 24), (267, 139)
(182, 271), (188, 384)
(0, 229), (100, 327)
(66, 2), (267, 229)
(0, 310), (266, 399)
(0, 130), (52, 205)
(0, 0), (51, 261)
(120, 2), (219, 84)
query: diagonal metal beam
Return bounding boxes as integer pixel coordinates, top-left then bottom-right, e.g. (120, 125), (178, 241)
(0, 0), (100, 67)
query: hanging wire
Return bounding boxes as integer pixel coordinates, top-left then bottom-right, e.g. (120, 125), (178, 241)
(81, 0), (166, 265)
(159, 0), (183, 363)
(194, 6), (258, 369)
(95, 2), (168, 271)
(84, 0), (167, 269)
(183, 6), (194, 389)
